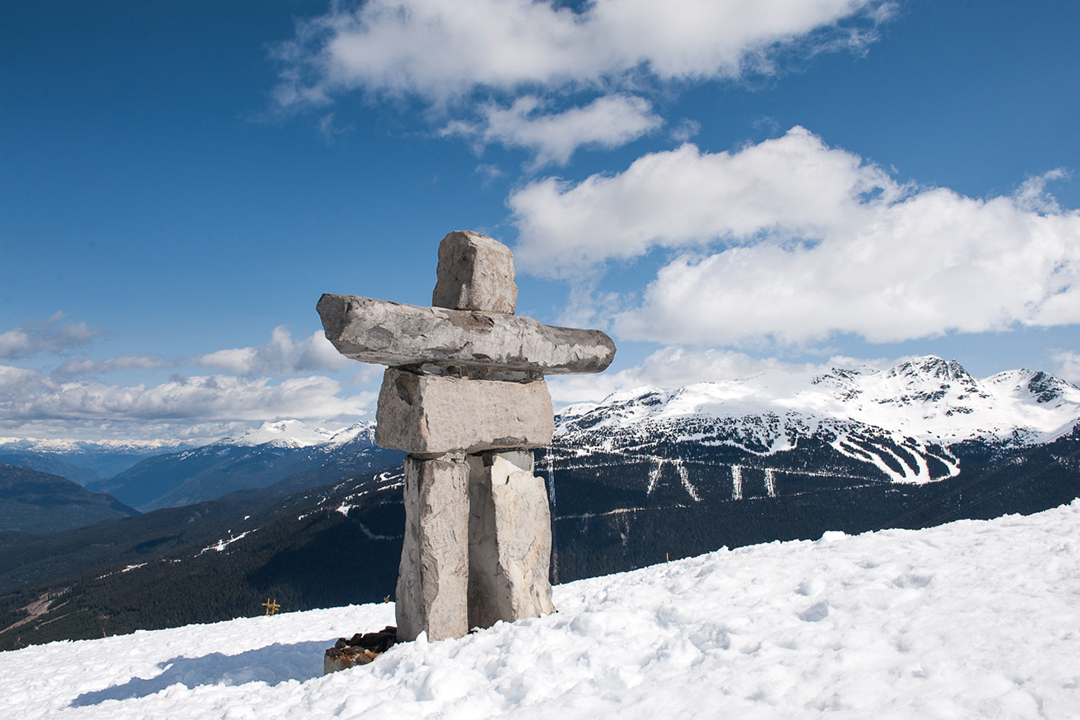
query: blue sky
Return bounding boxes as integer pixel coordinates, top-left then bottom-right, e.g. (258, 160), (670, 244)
(2, 0), (1078, 442)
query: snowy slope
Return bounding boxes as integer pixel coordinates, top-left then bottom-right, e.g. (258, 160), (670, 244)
(3, 501), (1078, 720)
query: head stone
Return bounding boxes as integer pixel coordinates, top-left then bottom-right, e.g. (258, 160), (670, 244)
(432, 231), (518, 315)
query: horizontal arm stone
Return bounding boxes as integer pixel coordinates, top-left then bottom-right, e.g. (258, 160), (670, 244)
(318, 293), (616, 375)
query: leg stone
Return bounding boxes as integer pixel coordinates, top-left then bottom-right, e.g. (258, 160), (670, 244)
(467, 450), (554, 630)
(396, 454), (470, 642)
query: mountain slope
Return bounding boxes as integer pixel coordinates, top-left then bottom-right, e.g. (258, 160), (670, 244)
(0, 469), (404, 649)
(0, 454), (100, 486)
(0, 464), (138, 534)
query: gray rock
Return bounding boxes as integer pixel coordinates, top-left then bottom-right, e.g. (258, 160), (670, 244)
(395, 454), (470, 642)
(318, 293), (616, 375)
(467, 450), (554, 629)
(376, 368), (554, 455)
(432, 231), (517, 315)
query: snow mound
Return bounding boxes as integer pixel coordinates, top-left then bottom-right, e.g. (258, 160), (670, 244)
(3, 502), (1079, 719)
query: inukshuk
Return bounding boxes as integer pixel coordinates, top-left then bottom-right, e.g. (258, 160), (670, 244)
(318, 231), (615, 642)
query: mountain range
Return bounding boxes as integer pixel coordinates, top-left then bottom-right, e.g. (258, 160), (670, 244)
(1, 355), (1078, 648)
(0, 421), (404, 519)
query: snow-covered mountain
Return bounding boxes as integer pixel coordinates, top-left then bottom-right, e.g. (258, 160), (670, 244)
(555, 355), (1080, 485)
(0, 436), (191, 482)
(537, 356), (1080, 585)
(218, 420), (338, 449)
(4, 501), (1078, 719)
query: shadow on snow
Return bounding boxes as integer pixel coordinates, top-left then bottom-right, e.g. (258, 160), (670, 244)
(70, 639), (328, 707)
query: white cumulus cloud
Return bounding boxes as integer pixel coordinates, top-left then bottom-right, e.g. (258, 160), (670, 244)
(277, 0), (888, 104)
(509, 127), (1080, 347)
(444, 94), (663, 168)
(196, 326), (354, 375)
(275, 0), (889, 163)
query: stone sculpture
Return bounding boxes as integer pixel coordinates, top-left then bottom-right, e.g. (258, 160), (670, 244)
(318, 231), (615, 641)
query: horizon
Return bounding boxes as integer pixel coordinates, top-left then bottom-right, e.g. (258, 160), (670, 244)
(3, 351), (1077, 448)
(3, 1), (1078, 443)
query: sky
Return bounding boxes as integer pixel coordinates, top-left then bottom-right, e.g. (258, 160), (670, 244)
(2, 0), (1079, 443)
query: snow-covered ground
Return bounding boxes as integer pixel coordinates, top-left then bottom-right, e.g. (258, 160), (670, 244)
(4, 502), (1080, 719)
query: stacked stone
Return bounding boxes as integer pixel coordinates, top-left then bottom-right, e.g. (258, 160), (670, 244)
(318, 231), (615, 642)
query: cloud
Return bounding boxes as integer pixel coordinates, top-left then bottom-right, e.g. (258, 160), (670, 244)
(0, 326), (375, 442)
(0, 364), (374, 424)
(670, 119), (701, 143)
(276, 0), (889, 106)
(274, 0), (890, 164)
(547, 346), (879, 406)
(196, 326), (355, 375)
(1053, 351), (1080, 384)
(0, 313), (104, 359)
(444, 95), (662, 168)
(53, 354), (173, 378)
(509, 127), (1080, 347)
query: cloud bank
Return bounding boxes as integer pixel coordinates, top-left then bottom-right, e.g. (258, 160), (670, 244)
(0, 324), (372, 442)
(0, 364), (373, 430)
(510, 127), (1080, 347)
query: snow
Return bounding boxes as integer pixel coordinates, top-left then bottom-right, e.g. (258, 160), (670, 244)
(4, 501), (1080, 719)
(199, 532), (254, 555)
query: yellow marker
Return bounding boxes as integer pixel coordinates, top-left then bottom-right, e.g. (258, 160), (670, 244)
(261, 598), (280, 616)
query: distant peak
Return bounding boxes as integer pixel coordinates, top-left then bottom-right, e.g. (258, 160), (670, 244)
(220, 420), (335, 448)
(888, 356), (972, 382)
